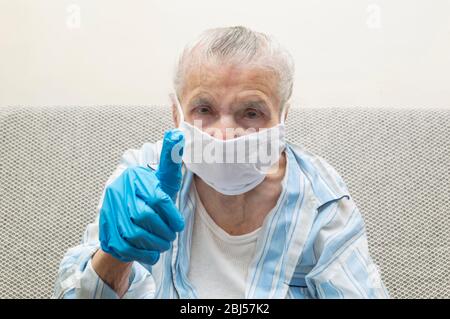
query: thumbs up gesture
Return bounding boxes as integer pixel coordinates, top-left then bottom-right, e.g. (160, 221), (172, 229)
(156, 129), (184, 201)
(98, 129), (185, 267)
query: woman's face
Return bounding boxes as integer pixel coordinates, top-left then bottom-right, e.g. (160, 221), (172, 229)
(173, 63), (283, 140)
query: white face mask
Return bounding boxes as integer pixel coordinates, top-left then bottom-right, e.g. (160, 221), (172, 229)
(171, 93), (286, 195)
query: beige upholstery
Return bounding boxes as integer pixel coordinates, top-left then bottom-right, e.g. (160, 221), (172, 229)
(0, 105), (449, 298)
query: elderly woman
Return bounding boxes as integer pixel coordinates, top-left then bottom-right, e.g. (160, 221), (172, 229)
(53, 26), (388, 299)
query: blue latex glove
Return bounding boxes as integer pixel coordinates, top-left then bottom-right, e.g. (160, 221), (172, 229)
(99, 129), (185, 266)
(156, 130), (184, 202)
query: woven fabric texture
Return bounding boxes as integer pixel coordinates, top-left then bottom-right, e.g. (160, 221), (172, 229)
(0, 105), (449, 299)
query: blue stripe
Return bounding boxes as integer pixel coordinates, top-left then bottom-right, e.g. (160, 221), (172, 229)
(157, 168), (193, 298)
(250, 146), (305, 298)
(289, 287), (309, 299)
(294, 203), (338, 272)
(346, 250), (376, 298)
(341, 257), (366, 298)
(313, 206), (363, 270)
(271, 154), (307, 296)
(172, 172), (197, 298)
(318, 280), (343, 298)
(246, 175), (289, 297)
(309, 227), (365, 283)
(93, 277), (99, 298)
(312, 202), (340, 260)
(247, 208), (282, 297)
(247, 149), (294, 297)
(290, 144), (348, 207)
(99, 281), (105, 298)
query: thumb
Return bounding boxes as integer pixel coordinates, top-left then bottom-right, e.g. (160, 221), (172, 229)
(156, 129), (184, 201)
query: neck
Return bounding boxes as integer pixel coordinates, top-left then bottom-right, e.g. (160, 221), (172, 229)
(194, 151), (287, 235)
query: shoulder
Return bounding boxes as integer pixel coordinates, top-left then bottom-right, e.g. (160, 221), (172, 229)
(287, 143), (350, 210)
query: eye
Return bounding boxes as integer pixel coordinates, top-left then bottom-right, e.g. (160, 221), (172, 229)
(243, 108), (261, 119)
(195, 106), (212, 115)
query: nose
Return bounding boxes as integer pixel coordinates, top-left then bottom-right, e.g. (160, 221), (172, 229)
(205, 115), (241, 140)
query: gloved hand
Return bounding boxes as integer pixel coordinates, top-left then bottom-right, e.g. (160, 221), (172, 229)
(99, 129), (185, 267)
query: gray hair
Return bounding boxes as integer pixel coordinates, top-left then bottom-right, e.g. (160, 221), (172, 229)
(173, 26), (295, 109)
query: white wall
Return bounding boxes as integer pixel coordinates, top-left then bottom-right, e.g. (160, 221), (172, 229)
(1, 0), (449, 108)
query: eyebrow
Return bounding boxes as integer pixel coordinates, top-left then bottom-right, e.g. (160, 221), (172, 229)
(238, 99), (270, 116)
(240, 100), (267, 109)
(190, 96), (214, 106)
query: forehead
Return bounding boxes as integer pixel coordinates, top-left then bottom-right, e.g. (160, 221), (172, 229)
(181, 62), (279, 102)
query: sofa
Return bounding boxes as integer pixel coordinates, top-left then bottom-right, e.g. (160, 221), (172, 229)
(0, 105), (449, 298)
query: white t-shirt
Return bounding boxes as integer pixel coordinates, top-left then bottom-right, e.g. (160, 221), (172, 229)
(187, 183), (261, 299)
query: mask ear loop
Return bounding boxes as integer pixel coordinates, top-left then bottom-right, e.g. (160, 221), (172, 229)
(170, 92), (185, 125)
(279, 103), (288, 124)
